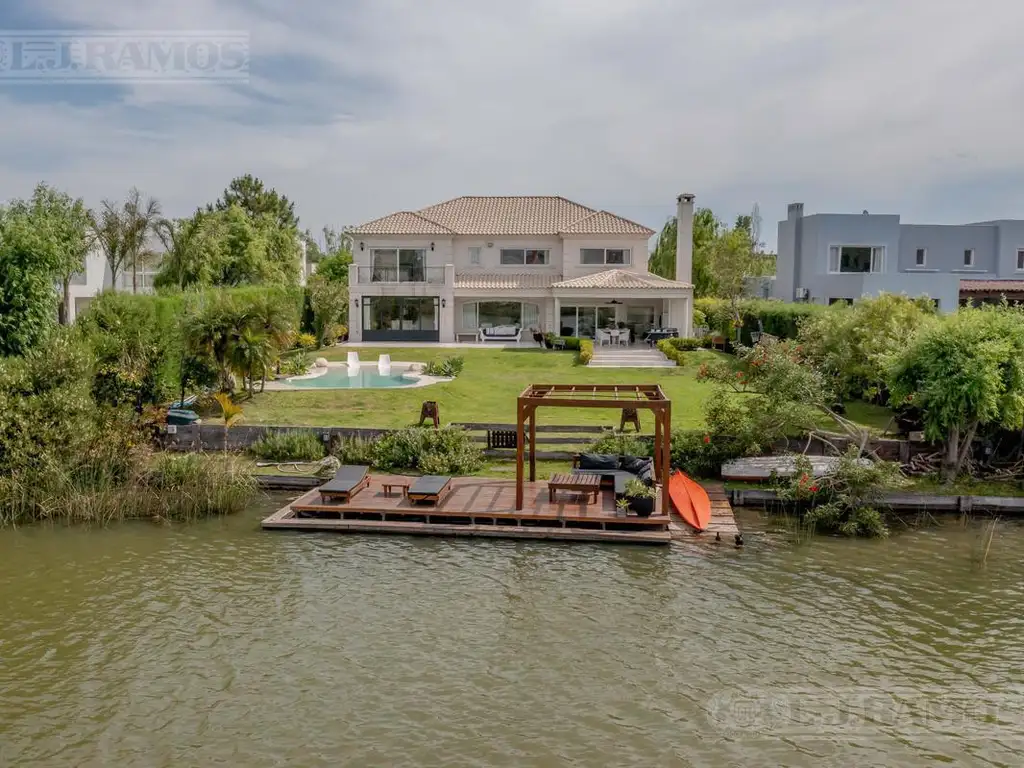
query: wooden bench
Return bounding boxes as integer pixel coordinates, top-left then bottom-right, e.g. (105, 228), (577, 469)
(548, 473), (601, 504)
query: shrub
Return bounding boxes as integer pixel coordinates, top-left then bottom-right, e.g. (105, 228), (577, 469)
(371, 427), (483, 474)
(658, 337), (711, 365)
(590, 432), (653, 457)
(424, 355), (465, 378)
(142, 453), (258, 519)
(670, 429), (755, 478)
(329, 435), (378, 466)
(294, 332), (318, 350)
(248, 430), (326, 462)
(279, 353), (311, 377)
(577, 339), (594, 365)
(772, 448), (902, 537)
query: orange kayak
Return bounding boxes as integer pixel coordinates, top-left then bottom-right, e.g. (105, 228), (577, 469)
(669, 471), (712, 532)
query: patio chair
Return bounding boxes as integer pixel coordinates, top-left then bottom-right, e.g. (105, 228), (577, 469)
(319, 465), (370, 503)
(596, 329), (611, 346)
(617, 329), (631, 346)
(407, 475), (453, 505)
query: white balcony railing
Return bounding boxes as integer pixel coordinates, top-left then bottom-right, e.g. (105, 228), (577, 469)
(357, 266), (446, 285)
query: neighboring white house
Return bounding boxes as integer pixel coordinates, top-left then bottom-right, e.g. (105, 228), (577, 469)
(66, 237), (311, 323)
(345, 195), (695, 344)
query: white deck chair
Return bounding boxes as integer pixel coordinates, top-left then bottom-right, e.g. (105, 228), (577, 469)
(377, 354), (392, 373)
(346, 351), (360, 375)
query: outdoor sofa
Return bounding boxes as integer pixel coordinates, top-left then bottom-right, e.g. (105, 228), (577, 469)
(570, 453), (655, 497)
(478, 325), (522, 343)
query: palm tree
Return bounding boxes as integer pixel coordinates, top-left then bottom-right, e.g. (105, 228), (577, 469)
(154, 213), (221, 290)
(122, 188), (162, 293)
(231, 327), (274, 397)
(92, 201), (128, 291)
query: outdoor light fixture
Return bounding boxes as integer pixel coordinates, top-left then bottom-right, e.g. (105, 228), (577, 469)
(359, 241), (365, 251)
(354, 297), (359, 308)
(430, 242), (435, 251)
(441, 299), (446, 308)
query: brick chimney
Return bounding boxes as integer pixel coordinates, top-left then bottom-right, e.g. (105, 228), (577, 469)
(676, 193), (695, 283)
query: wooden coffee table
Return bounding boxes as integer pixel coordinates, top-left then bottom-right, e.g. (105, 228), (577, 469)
(382, 481), (410, 498)
(548, 473), (601, 504)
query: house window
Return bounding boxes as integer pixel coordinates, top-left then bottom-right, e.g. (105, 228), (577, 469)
(915, 248), (926, 267)
(500, 248), (549, 265)
(462, 301), (540, 330)
(1017, 249), (1024, 271)
(964, 249), (975, 267)
(371, 248), (426, 282)
(469, 246), (481, 265)
(828, 245), (885, 274)
(362, 297), (438, 332)
(581, 248), (631, 266)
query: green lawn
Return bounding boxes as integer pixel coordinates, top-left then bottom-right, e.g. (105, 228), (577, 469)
(241, 346), (895, 433)
(243, 346), (726, 430)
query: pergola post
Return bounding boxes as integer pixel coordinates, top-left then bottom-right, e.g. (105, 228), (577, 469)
(661, 403), (672, 515)
(515, 399), (525, 509)
(528, 405), (537, 483)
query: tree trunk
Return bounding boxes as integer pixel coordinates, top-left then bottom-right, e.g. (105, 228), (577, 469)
(58, 275), (71, 325)
(952, 421), (979, 479)
(110, 266), (119, 292)
(942, 424), (961, 483)
(132, 257), (138, 294)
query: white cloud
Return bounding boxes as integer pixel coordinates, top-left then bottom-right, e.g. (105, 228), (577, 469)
(2, 0), (1023, 246)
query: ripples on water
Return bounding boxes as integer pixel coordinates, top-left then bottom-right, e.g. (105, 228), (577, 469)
(2, 500), (1024, 767)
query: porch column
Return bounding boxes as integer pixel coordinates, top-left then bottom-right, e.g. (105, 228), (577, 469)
(350, 294), (363, 342)
(553, 296), (561, 335)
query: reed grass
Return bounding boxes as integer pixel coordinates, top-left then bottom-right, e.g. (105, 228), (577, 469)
(0, 451), (258, 528)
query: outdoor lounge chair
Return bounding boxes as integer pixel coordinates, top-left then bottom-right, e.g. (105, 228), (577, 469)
(319, 465), (370, 503)
(407, 475), (453, 505)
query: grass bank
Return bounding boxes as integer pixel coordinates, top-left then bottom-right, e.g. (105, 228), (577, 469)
(243, 346), (893, 432)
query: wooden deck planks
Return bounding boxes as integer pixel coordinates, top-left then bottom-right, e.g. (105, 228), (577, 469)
(669, 481), (741, 540)
(264, 477), (674, 544)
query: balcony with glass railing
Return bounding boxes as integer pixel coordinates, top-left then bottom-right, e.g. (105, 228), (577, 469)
(357, 265), (446, 285)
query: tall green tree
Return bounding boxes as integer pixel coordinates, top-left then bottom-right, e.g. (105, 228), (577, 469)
(0, 213), (61, 356)
(306, 272), (349, 346)
(887, 307), (1024, 482)
(304, 226), (353, 284)
(153, 212), (223, 290)
(648, 207), (719, 296)
(4, 183), (93, 326)
(92, 188), (161, 293)
(211, 174), (298, 231)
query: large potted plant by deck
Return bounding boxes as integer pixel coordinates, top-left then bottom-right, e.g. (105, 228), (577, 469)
(624, 478), (656, 517)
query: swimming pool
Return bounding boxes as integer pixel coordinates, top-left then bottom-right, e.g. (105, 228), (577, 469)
(287, 368), (418, 389)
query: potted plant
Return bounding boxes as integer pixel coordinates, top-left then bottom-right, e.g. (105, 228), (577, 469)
(615, 498), (631, 518)
(623, 478), (656, 517)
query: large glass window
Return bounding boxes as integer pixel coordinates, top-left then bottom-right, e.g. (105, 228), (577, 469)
(371, 249), (426, 282)
(363, 297), (438, 332)
(828, 246), (884, 274)
(462, 301), (541, 330)
(581, 248), (631, 266)
(500, 248), (549, 265)
(559, 306), (618, 338)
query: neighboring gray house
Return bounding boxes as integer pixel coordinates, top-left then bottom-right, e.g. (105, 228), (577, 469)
(773, 203), (1024, 310)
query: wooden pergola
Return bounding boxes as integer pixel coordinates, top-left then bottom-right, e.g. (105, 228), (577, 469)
(516, 384), (672, 515)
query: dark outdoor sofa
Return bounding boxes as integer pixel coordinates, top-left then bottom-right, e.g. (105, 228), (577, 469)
(570, 453), (655, 497)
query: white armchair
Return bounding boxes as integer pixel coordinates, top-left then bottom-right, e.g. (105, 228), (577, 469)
(617, 329), (631, 346)
(596, 329), (611, 346)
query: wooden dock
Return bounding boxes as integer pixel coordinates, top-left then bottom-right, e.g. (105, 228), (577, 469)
(263, 476), (673, 544)
(668, 482), (741, 542)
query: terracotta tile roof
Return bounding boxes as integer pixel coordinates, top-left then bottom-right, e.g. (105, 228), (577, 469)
(960, 279), (1024, 293)
(559, 210), (654, 236)
(348, 211), (455, 236)
(552, 269), (692, 290)
(349, 196), (654, 236)
(454, 272), (562, 290)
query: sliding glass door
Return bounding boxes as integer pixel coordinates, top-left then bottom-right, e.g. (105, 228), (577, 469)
(362, 297), (439, 341)
(559, 306), (618, 338)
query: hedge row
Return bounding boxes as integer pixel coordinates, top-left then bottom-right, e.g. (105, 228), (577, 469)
(694, 298), (828, 342)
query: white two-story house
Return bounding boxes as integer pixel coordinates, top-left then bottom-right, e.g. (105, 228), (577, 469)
(346, 195), (695, 343)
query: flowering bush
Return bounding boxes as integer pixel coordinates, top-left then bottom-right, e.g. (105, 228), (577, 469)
(772, 449), (903, 537)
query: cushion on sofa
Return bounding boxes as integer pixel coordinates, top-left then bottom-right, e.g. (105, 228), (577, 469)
(578, 453), (619, 471)
(620, 455), (651, 474)
(636, 463), (654, 486)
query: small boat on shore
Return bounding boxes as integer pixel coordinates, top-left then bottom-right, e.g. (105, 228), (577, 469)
(669, 471), (711, 532)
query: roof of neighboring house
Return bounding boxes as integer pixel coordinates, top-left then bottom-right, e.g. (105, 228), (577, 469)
(453, 273), (562, 290)
(959, 279), (1024, 293)
(348, 196), (655, 237)
(552, 269), (693, 290)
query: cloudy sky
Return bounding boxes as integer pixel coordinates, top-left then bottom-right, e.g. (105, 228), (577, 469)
(1, 0), (1023, 250)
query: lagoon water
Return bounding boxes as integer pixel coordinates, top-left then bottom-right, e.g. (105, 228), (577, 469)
(3, 499), (1024, 767)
